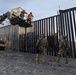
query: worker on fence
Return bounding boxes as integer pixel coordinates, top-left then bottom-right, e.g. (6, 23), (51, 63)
(56, 35), (70, 64)
(27, 12), (34, 24)
(20, 9), (28, 19)
(0, 37), (9, 50)
(36, 34), (48, 64)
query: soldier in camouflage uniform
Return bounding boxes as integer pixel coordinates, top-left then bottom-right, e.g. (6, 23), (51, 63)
(56, 35), (69, 64)
(36, 34), (48, 64)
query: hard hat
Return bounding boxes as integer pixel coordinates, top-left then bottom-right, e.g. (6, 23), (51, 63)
(22, 10), (26, 13)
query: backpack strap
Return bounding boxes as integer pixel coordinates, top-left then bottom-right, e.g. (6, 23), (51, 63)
(36, 38), (43, 48)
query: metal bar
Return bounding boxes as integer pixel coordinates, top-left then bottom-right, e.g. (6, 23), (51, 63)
(46, 18), (48, 55)
(51, 17), (54, 56)
(64, 13), (69, 37)
(62, 13), (66, 35)
(59, 11), (62, 35)
(48, 18), (51, 55)
(72, 10), (76, 40)
(37, 21), (39, 39)
(40, 20), (41, 36)
(34, 22), (36, 53)
(53, 17), (57, 56)
(69, 10), (76, 58)
(66, 11), (73, 58)
(44, 19), (46, 35)
(48, 18), (51, 36)
(42, 20), (44, 34)
(58, 15), (61, 37)
(56, 16), (59, 55)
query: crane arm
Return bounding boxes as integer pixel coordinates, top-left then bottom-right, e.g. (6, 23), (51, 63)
(0, 7), (32, 28)
(0, 11), (10, 24)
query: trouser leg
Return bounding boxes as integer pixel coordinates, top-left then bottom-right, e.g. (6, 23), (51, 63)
(65, 55), (68, 64)
(36, 53), (40, 64)
(42, 49), (46, 63)
(56, 54), (61, 63)
(56, 49), (62, 63)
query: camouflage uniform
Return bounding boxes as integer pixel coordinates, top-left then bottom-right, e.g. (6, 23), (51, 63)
(56, 35), (69, 64)
(36, 34), (48, 64)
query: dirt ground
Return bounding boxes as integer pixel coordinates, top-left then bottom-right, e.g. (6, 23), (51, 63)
(0, 50), (76, 75)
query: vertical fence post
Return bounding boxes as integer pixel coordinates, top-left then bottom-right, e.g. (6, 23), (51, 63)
(69, 10), (76, 58)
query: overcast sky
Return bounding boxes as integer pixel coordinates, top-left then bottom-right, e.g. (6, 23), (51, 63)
(0, 0), (76, 26)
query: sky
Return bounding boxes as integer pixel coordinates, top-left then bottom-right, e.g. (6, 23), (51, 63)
(0, 0), (76, 26)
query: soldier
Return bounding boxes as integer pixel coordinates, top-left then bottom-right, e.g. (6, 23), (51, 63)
(36, 34), (48, 64)
(56, 35), (69, 64)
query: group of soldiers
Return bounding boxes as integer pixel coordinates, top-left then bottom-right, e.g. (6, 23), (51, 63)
(20, 10), (70, 64)
(36, 34), (70, 64)
(0, 34), (70, 65)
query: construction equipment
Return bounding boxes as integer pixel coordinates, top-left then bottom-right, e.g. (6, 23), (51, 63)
(0, 7), (32, 28)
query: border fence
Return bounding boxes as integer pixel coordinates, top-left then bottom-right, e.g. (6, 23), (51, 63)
(59, 8), (76, 58)
(19, 7), (76, 58)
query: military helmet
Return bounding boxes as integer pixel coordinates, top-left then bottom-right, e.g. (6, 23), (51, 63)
(41, 34), (45, 38)
(62, 35), (67, 39)
(60, 35), (67, 39)
(63, 36), (67, 39)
